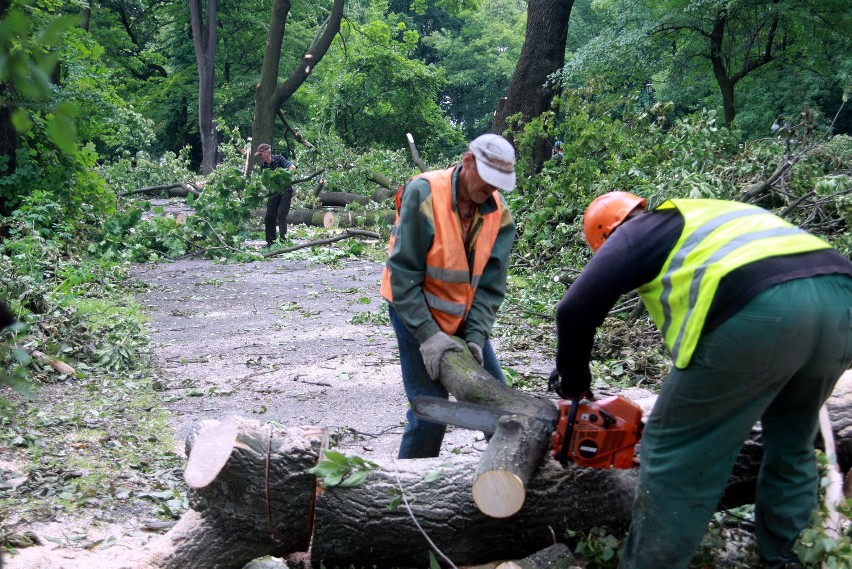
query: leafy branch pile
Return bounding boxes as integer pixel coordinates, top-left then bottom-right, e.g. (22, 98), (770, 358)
(500, 83), (851, 392)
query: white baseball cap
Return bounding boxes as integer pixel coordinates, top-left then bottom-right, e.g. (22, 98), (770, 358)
(468, 134), (517, 192)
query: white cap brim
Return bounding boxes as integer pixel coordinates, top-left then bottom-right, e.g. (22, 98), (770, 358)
(475, 160), (516, 192)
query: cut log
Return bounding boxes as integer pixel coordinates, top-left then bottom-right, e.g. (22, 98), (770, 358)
(317, 190), (394, 207)
(141, 371), (852, 568)
(437, 344), (560, 518)
(146, 417), (326, 569)
(472, 414), (553, 518)
(318, 191), (371, 207)
(117, 182), (202, 198)
(145, 416), (634, 569)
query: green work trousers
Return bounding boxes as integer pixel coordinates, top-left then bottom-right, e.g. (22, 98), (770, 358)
(619, 274), (852, 569)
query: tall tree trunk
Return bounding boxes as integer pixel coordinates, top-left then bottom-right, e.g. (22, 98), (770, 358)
(80, 5), (90, 31)
(707, 10), (781, 127)
(492, 0), (574, 172)
(189, 0), (218, 174)
(0, 0), (16, 209)
(250, 0), (344, 161)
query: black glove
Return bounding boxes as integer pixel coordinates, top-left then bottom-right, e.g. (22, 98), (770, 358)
(548, 367), (592, 400)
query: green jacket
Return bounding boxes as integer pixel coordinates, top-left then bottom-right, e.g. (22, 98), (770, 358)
(386, 166), (515, 347)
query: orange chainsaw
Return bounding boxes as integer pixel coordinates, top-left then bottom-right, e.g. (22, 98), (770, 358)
(412, 393), (643, 469)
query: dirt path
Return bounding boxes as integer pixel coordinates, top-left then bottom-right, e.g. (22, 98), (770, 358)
(5, 254), (553, 568)
(132, 255), (493, 461)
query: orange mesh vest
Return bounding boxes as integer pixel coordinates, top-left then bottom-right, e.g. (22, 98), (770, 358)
(380, 167), (503, 335)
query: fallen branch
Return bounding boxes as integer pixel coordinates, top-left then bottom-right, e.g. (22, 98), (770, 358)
(30, 350), (75, 375)
(406, 133), (429, 173)
(741, 100), (847, 203)
(117, 183), (201, 198)
(262, 229), (381, 258)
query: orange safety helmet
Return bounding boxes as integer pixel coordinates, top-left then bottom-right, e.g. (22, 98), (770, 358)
(583, 191), (647, 251)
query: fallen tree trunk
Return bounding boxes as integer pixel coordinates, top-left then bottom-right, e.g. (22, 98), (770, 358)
(143, 371), (852, 568)
(317, 191), (371, 207)
(317, 190), (394, 207)
(117, 182), (202, 198)
(311, 455), (636, 568)
(287, 208), (395, 228)
(147, 418), (326, 569)
(146, 415), (635, 569)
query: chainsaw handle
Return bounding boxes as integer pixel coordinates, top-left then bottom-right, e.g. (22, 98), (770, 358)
(555, 394), (581, 465)
(547, 369), (594, 401)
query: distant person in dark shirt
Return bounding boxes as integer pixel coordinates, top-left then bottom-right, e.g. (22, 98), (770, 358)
(255, 143), (297, 246)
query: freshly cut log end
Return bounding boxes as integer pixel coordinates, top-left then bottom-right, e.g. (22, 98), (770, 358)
(472, 414), (553, 518)
(472, 469), (525, 518)
(184, 418), (240, 489)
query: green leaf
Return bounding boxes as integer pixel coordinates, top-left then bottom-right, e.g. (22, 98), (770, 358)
(46, 112), (77, 154)
(338, 469), (369, 487)
(10, 109), (32, 133)
(423, 469), (443, 482)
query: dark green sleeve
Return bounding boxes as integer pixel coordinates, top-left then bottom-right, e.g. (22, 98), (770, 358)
(387, 178), (441, 344)
(464, 196), (515, 347)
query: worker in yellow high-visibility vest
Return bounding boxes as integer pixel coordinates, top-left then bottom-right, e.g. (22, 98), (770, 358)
(554, 192), (852, 569)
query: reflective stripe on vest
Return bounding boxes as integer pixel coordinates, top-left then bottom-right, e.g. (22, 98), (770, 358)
(638, 199), (831, 368)
(380, 167), (502, 334)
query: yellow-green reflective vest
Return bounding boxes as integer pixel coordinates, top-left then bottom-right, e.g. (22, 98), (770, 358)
(638, 199), (831, 368)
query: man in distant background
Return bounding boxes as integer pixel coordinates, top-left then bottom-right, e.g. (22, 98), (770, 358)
(255, 143), (297, 246)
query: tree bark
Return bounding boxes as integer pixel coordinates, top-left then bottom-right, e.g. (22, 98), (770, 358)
(0, 91), (15, 214)
(318, 191), (371, 207)
(287, 208), (396, 228)
(0, 0), (16, 206)
(251, 0), (343, 158)
(311, 456), (636, 568)
(117, 182), (201, 198)
(317, 190), (394, 207)
(147, 418), (326, 569)
(189, 0), (218, 174)
(491, 0), (574, 172)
